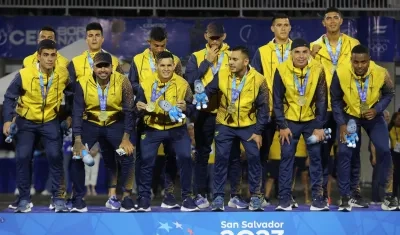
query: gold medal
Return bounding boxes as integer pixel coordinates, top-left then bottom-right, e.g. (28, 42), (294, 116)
(227, 104), (236, 114)
(298, 96), (306, 106)
(146, 102), (156, 112)
(99, 111), (108, 121)
(360, 102), (369, 114)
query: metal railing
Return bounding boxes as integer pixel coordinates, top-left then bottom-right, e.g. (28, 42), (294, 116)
(2, 0), (400, 16)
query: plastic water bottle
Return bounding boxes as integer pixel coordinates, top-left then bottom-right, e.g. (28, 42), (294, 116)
(72, 144), (95, 167)
(5, 123), (18, 143)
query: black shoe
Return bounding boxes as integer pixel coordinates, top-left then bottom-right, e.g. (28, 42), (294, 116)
(338, 196), (351, 212)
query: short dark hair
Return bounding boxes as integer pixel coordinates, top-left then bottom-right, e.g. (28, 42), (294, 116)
(156, 51), (174, 63)
(351, 45), (369, 56)
(86, 22), (103, 34)
(150, 27), (167, 41)
(272, 13), (290, 25)
(37, 39), (57, 53)
(40, 26), (56, 37)
(231, 46), (250, 59)
(324, 7), (342, 18)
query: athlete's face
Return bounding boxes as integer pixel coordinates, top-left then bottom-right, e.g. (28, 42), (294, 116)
(351, 53), (370, 76)
(229, 50), (249, 74)
(38, 30), (56, 43)
(94, 63), (112, 80)
(148, 39), (167, 56)
(323, 12), (343, 33)
(37, 48), (57, 70)
(291, 46), (310, 68)
(205, 33), (226, 48)
(156, 57), (175, 80)
(271, 18), (291, 41)
(86, 30), (104, 51)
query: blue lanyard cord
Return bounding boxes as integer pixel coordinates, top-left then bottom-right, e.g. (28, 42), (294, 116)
(354, 76), (369, 102)
(151, 81), (171, 102)
(231, 71), (248, 104)
(96, 80), (110, 111)
(293, 69), (310, 96)
(37, 63), (54, 102)
(324, 36), (342, 66)
(275, 43), (290, 64)
(149, 51), (156, 73)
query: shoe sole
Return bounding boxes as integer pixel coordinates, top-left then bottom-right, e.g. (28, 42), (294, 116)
(120, 208), (137, 212)
(105, 201), (121, 210)
(275, 206), (292, 211)
(196, 202), (210, 209)
(137, 208), (151, 212)
(310, 206), (329, 211)
(9, 202), (33, 210)
(381, 204), (398, 211)
(338, 207), (352, 212)
(249, 207), (264, 211)
(228, 201), (248, 209)
(161, 203), (180, 209)
(70, 207), (88, 213)
(180, 207), (200, 212)
(15, 207), (31, 213)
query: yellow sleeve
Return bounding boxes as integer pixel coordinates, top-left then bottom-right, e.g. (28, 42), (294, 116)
(269, 131), (281, 160)
(208, 141), (215, 164)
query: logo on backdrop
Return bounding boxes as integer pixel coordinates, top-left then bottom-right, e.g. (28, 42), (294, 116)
(220, 220), (285, 235)
(240, 25), (259, 43)
(0, 29), (7, 46)
(372, 17), (387, 34)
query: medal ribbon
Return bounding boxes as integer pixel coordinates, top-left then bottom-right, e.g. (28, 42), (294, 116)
(324, 36), (342, 66)
(97, 80), (110, 111)
(354, 76), (369, 102)
(275, 43), (290, 64)
(293, 68), (310, 96)
(37, 63), (54, 107)
(231, 71), (248, 104)
(149, 51), (156, 73)
(151, 81), (171, 102)
(87, 50), (104, 72)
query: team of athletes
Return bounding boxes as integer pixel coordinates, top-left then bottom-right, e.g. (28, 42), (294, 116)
(3, 7), (398, 213)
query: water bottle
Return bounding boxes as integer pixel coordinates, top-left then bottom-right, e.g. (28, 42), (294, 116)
(5, 123), (18, 143)
(72, 144), (95, 167)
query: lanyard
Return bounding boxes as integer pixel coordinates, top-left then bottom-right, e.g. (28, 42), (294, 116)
(275, 43), (290, 64)
(87, 50), (104, 72)
(324, 36), (342, 66)
(96, 80), (110, 111)
(149, 51), (156, 73)
(37, 63), (54, 102)
(293, 69), (310, 96)
(354, 76), (369, 102)
(205, 50), (225, 75)
(151, 81), (171, 102)
(231, 71), (248, 104)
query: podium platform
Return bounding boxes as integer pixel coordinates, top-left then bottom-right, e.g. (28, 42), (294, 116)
(1, 204), (399, 235)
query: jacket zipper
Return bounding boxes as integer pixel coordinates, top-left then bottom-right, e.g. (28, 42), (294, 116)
(298, 68), (303, 121)
(237, 95), (240, 127)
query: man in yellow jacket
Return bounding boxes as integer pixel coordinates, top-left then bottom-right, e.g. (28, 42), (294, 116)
(204, 46), (269, 211)
(67, 22), (123, 210)
(3, 39), (72, 213)
(273, 38), (328, 211)
(331, 45), (397, 211)
(129, 26), (182, 208)
(310, 7), (362, 206)
(71, 52), (136, 213)
(135, 51), (199, 212)
(251, 13), (292, 206)
(23, 26), (69, 68)
(185, 22), (243, 209)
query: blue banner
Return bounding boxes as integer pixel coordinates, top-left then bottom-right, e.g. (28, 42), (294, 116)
(0, 16), (396, 62)
(0, 211), (399, 234)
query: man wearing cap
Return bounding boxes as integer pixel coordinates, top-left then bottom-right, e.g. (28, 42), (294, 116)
(67, 22), (124, 210)
(310, 7), (362, 207)
(3, 39), (72, 213)
(331, 45), (397, 211)
(129, 26), (182, 208)
(203, 46), (268, 211)
(251, 13), (292, 207)
(71, 52), (136, 212)
(23, 26), (69, 68)
(273, 38), (328, 211)
(185, 22), (244, 209)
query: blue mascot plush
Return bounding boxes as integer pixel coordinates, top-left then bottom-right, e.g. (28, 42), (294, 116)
(192, 79), (209, 110)
(345, 119), (359, 148)
(159, 100), (186, 123)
